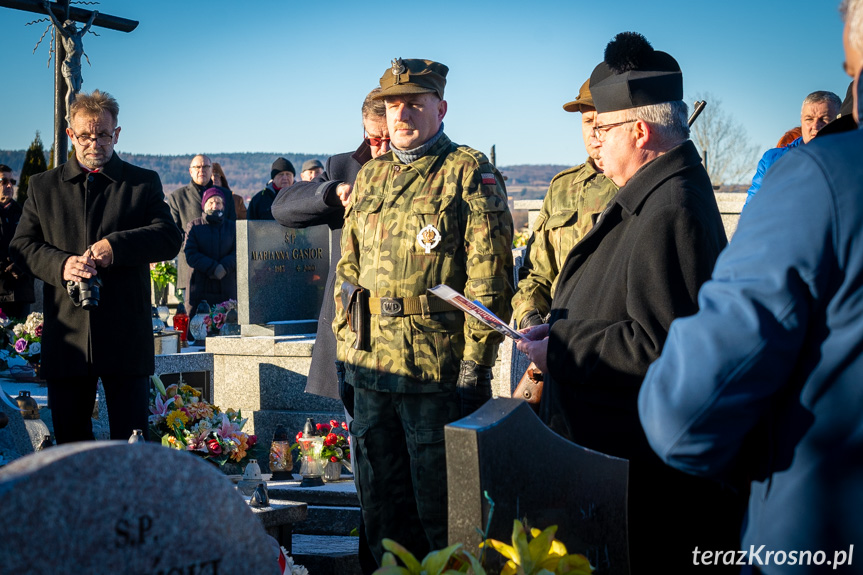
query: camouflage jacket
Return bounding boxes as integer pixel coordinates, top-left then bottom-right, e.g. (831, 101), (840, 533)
(334, 133), (514, 393)
(512, 158), (617, 327)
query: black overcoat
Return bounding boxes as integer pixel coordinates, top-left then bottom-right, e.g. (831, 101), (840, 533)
(184, 217), (237, 313)
(0, 200), (35, 306)
(10, 153), (183, 379)
(271, 143), (370, 398)
(542, 141), (743, 570)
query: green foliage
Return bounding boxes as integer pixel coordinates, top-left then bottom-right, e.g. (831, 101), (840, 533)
(18, 132), (49, 205)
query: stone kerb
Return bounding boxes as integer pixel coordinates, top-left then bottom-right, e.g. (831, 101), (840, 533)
(0, 441), (278, 575)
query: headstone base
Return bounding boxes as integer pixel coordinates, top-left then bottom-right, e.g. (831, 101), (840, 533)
(241, 320), (318, 337)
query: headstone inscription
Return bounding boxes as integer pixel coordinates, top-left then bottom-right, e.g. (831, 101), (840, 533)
(236, 221), (329, 336)
(0, 441), (279, 575)
(446, 398), (630, 575)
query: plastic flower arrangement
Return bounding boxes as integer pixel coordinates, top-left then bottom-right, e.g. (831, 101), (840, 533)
(150, 260), (178, 291)
(7, 311), (43, 364)
(295, 419), (351, 463)
(208, 299), (238, 335)
(148, 375), (260, 467)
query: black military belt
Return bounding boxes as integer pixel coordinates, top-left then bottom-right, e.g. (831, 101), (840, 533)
(369, 295), (455, 318)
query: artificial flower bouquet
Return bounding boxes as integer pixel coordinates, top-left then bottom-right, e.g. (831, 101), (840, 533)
(4, 311), (43, 369)
(148, 375), (262, 468)
(206, 299), (238, 336)
(296, 419), (351, 464)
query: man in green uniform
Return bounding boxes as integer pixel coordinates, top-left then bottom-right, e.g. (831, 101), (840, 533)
(334, 58), (514, 565)
(512, 80), (618, 329)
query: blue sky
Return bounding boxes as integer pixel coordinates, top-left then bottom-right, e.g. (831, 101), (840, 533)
(1, 0), (851, 168)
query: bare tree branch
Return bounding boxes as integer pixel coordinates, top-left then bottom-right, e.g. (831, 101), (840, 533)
(690, 93), (760, 186)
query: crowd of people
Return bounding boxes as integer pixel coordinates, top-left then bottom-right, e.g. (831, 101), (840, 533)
(1, 1), (860, 572)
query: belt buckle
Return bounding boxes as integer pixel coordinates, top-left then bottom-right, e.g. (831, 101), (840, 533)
(380, 297), (403, 317)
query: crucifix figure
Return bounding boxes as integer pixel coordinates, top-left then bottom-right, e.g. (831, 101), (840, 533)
(42, 0), (97, 125)
(0, 0), (138, 165)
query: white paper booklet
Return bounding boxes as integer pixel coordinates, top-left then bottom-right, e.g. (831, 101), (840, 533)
(427, 284), (523, 340)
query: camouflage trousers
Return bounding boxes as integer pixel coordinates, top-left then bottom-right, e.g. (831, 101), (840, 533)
(350, 387), (460, 565)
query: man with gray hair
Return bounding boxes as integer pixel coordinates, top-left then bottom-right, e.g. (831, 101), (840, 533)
(744, 90), (842, 207)
(517, 32), (742, 571)
(640, 1), (863, 570)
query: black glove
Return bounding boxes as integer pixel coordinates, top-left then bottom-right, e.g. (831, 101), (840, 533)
(336, 360), (354, 418)
(457, 360), (493, 417)
(519, 310), (544, 329)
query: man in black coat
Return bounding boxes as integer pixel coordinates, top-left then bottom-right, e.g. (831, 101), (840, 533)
(517, 34), (744, 572)
(10, 90), (183, 444)
(271, 88), (387, 575)
(167, 154), (237, 314)
(271, 88), (389, 406)
(0, 164), (34, 319)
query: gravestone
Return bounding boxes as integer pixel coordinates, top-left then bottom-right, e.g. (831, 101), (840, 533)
(0, 441), (279, 575)
(446, 398), (630, 575)
(236, 221), (329, 336)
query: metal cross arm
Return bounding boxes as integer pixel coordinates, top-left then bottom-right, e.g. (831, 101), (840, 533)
(0, 0), (138, 33)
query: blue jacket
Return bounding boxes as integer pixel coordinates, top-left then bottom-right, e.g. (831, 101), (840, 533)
(639, 127), (863, 572)
(743, 136), (802, 208)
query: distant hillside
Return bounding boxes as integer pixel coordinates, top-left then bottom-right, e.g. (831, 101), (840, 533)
(0, 150), (745, 201)
(0, 150), (331, 198)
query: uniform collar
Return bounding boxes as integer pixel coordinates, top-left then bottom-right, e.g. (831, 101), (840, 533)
(384, 133), (452, 179)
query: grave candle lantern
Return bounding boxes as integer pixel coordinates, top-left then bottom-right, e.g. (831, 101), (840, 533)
(298, 417), (324, 487)
(269, 424), (293, 481)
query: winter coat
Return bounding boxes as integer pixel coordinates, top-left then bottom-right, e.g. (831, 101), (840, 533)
(640, 126), (863, 572)
(0, 200), (34, 306)
(541, 141), (742, 571)
(271, 143), (370, 398)
(183, 217), (237, 314)
(9, 153), (183, 378)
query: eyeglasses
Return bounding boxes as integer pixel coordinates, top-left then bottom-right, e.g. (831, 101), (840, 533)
(592, 119), (637, 141)
(364, 135), (390, 147)
(0, 178), (16, 186)
(190, 165), (213, 171)
(71, 129), (117, 147)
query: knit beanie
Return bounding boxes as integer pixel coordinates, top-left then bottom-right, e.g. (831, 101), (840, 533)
(271, 157), (295, 179)
(201, 187), (225, 210)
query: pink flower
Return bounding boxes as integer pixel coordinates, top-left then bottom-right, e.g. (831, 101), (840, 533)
(329, 419), (339, 429)
(34, 325), (42, 338)
(202, 315), (213, 327)
(247, 434), (257, 448)
(14, 338), (27, 353)
(213, 312), (226, 328)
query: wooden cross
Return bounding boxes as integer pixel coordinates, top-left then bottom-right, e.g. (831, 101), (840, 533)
(0, 0), (138, 165)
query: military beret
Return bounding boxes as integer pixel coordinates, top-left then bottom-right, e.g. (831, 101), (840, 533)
(589, 32), (683, 114)
(302, 159), (324, 172)
(374, 58), (448, 100)
(271, 157), (295, 179)
(562, 79), (595, 113)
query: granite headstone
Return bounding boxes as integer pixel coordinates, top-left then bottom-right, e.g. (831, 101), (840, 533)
(236, 221), (329, 336)
(0, 441), (279, 574)
(446, 398), (630, 575)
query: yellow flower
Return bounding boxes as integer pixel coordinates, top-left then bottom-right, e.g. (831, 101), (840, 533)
(231, 434), (249, 462)
(180, 385), (200, 397)
(165, 410), (189, 430)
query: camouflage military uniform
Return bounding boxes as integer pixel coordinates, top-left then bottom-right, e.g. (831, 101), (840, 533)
(512, 158), (617, 327)
(334, 132), (514, 561)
